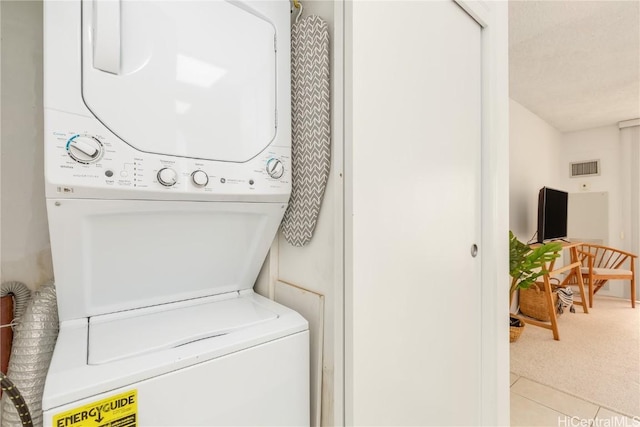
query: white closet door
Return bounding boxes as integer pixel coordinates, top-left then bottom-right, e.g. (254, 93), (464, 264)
(81, 0), (277, 162)
(348, 1), (482, 425)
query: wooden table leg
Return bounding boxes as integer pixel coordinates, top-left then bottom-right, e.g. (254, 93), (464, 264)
(570, 247), (589, 314)
(542, 272), (560, 340)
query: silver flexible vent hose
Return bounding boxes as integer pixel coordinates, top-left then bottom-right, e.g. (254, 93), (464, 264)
(1, 281), (32, 326)
(1, 282), (59, 427)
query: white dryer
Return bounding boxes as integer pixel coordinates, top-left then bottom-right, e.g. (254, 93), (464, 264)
(42, 1), (309, 426)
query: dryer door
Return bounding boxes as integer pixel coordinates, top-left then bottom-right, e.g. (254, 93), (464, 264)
(81, 0), (277, 162)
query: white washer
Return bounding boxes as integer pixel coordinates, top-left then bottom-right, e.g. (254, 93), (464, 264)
(42, 1), (309, 425)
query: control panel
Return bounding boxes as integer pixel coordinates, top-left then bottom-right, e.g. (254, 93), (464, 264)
(45, 111), (291, 201)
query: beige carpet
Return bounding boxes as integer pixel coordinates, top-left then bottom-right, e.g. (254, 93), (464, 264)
(510, 295), (640, 417)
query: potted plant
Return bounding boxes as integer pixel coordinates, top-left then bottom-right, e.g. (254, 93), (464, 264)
(509, 231), (562, 342)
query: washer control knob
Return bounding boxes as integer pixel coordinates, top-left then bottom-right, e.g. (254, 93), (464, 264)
(191, 170), (209, 187)
(266, 158), (284, 179)
(157, 168), (178, 187)
(67, 135), (103, 163)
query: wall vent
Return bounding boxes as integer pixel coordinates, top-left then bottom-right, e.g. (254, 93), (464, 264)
(570, 160), (600, 177)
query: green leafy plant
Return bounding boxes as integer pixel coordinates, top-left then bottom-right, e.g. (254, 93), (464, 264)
(509, 231), (563, 304)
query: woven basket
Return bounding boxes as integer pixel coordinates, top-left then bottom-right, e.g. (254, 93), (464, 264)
(520, 282), (558, 322)
(509, 318), (525, 343)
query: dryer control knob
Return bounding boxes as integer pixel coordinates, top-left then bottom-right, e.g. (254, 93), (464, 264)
(67, 135), (103, 164)
(191, 170), (209, 187)
(157, 168), (178, 187)
(266, 158), (284, 179)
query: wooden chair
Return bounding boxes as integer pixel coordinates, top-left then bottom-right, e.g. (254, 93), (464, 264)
(576, 244), (637, 308)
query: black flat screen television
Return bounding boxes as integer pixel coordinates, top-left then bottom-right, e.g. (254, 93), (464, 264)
(536, 187), (568, 243)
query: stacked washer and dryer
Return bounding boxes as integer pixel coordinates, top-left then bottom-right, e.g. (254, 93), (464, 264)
(42, 0), (309, 425)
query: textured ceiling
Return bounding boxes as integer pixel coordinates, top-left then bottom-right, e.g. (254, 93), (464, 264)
(509, 1), (640, 132)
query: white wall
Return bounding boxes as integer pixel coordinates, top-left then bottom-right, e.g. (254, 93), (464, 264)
(509, 99), (563, 241)
(620, 124), (640, 301)
(559, 125), (623, 249)
(559, 124), (630, 298)
(0, 1), (53, 291)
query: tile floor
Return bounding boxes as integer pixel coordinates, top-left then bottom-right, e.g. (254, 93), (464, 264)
(510, 373), (640, 426)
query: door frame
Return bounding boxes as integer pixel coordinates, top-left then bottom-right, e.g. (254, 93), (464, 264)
(454, 1), (510, 424)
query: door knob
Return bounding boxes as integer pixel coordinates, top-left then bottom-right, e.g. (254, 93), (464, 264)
(471, 244), (478, 257)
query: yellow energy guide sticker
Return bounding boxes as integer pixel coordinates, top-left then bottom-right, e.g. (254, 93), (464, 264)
(53, 389), (137, 427)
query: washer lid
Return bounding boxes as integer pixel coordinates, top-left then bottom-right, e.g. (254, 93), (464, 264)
(82, 0), (277, 162)
(88, 293), (278, 365)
